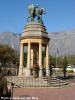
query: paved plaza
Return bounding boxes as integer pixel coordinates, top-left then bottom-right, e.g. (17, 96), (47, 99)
(13, 85), (75, 100)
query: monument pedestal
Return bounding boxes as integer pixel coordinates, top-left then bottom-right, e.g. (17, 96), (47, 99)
(46, 68), (50, 76)
(25, 68), (31, 77)
(39, 68), (43, 77)
(18, 67), (23, 76)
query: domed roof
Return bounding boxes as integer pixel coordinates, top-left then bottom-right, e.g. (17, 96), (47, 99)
(21, 22), (49, 39)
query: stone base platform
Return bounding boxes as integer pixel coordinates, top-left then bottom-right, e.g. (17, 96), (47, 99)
(7, 76), (73, 88)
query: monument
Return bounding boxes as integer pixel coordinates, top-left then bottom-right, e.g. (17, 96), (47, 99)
(7, 4), (70, 88)
(18, 4), (50, 77)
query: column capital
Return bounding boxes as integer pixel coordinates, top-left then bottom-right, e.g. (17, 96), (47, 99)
(39, 40), (42, 44)
(21, 42), (24, 46)
(28, 40), (31, 44)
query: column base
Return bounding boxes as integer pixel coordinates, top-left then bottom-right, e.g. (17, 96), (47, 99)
(18, 67), (23, 76)
(46, 68), (50, 76)
(39, 68), (43, 77)
(25, 68), (31, 77)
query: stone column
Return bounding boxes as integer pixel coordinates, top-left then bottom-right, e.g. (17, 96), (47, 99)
(26, 42), (31, 77)
(46, 43), (50, 76)
(39, 42), (43, 77)
(18, 43), (24, 76)
(31, 49), (33, 68)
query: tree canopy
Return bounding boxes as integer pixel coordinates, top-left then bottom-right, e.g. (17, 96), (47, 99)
(0, 45), (19, 67)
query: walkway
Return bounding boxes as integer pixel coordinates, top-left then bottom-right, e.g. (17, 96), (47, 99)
(13, 86), (75, 100)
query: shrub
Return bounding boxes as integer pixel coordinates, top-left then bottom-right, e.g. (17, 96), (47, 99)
(0, 77), (8, 97)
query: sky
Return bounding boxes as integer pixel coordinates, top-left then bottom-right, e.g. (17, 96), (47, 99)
(0, 0), (75, 33)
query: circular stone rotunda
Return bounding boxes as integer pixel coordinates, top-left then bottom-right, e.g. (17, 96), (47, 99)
(18, 22), (50, 77)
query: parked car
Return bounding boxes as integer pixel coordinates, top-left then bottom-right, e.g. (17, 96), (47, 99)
(67, 65), (72, 68)
(66, 65), (73, 73)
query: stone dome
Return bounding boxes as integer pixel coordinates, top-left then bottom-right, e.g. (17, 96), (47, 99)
(22, 22), (49, 39)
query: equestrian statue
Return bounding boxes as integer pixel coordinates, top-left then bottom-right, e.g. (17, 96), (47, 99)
(27, 4), (45, 24)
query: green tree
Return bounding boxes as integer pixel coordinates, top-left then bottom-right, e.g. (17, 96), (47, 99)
(62, 56), (68, 78)
(49, 55), (56, 67)
(0, 45), (19, 67)
(0, 69), (8, 98)
(67, 56), (75, 65)
(24, 52), (27, 67)
(49, 55), (56, 76)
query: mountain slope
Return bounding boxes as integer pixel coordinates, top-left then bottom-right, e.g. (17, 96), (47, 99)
(0, 29), (75, 56)
(49, 29), (75, 56)
(0, 32), (21, 51)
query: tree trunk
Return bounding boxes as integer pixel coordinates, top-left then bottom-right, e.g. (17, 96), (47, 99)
(64, 69), (66, 78)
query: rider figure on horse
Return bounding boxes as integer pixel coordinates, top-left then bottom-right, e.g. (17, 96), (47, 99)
(27, 4), (45, 24)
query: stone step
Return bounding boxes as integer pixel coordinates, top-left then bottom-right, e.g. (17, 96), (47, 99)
(48, 81), (69, 85)
(7, 76), (70, 88)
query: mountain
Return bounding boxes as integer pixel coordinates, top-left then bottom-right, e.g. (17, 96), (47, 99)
(0, 29), (75, 57)
(0, 32), (21, 51)
(49, 29), (75, 56)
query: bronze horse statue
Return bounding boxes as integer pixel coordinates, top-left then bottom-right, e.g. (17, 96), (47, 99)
(27, 4), (45, 24)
